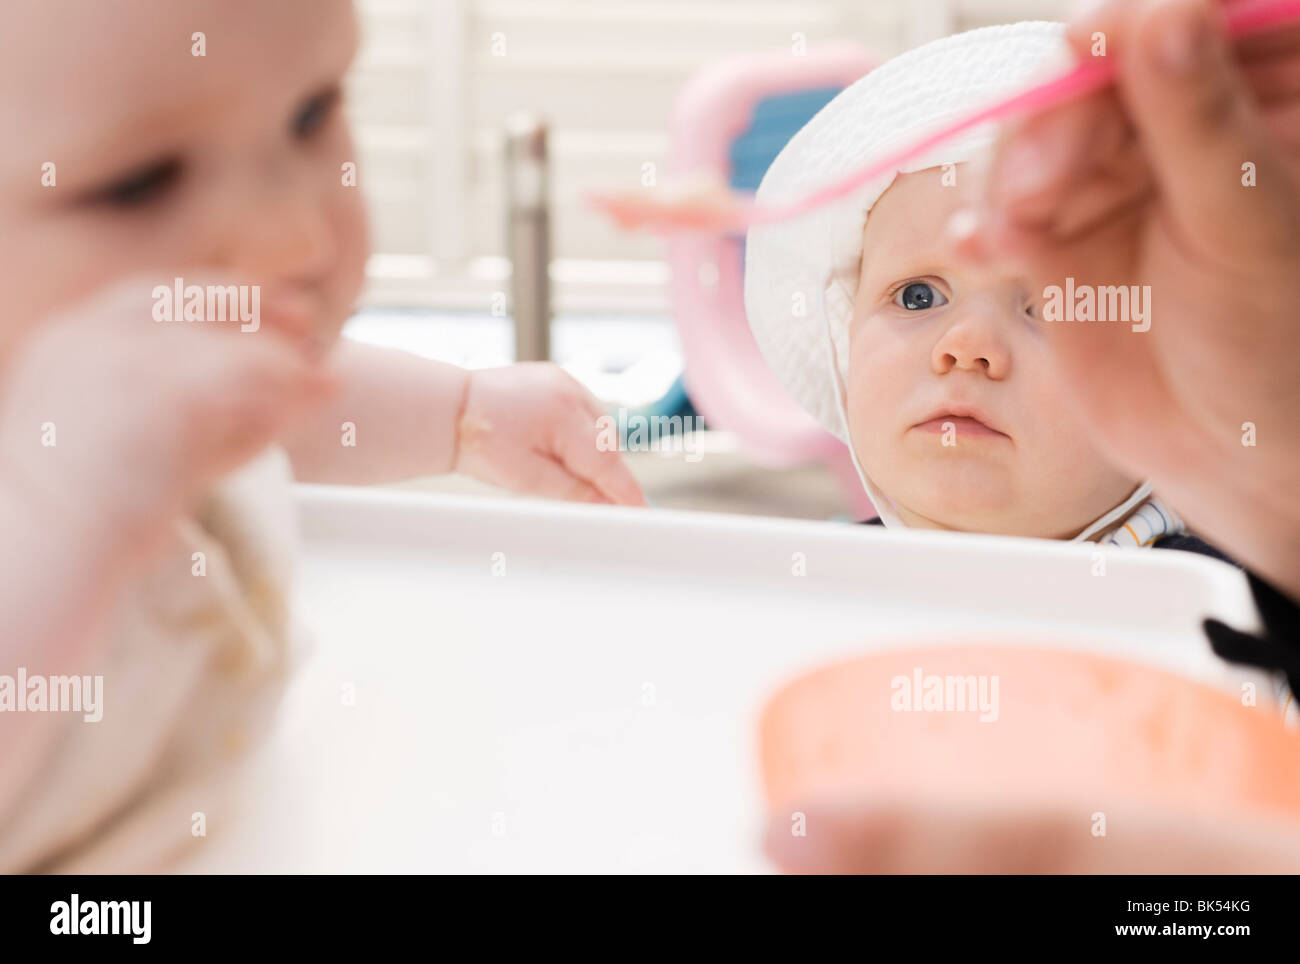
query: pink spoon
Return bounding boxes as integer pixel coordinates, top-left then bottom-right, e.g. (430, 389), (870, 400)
(589, 0), (1300, 235)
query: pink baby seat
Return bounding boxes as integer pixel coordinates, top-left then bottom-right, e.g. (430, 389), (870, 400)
(665, 44), (878, 517)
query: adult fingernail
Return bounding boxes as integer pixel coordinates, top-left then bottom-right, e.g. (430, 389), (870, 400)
(945, 207), (993, 266)
(946, 207), (980, 243)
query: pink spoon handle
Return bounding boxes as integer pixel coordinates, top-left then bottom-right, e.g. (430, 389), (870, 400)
(746, 0), (1300, 228)
(753, 60), (1113, 225)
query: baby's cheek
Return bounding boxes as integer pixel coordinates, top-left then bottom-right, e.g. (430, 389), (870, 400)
(320, 189), (370, 338)
(332, 128), (370, 280)
(845, 380), (878, 453)
(844, 353), (899, 476)
(1017, 391), (1138, 523)
(845, 323), (904, 433)
(0, 217), (130, 351)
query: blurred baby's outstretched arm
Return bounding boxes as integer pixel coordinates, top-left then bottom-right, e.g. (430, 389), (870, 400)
(279, 339), (646, 506)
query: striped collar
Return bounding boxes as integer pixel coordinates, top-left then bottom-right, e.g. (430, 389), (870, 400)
(1096, 495), (1186, 548)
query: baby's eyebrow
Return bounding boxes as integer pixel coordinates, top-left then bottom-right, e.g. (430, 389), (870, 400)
(859, 211), (940, 293)
(859, 247), (948, 301)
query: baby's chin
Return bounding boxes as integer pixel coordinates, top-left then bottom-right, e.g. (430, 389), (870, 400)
(872, 455), (1034, 535)
(864, 442), (1129, 538)
(888, 479), (1099, 539)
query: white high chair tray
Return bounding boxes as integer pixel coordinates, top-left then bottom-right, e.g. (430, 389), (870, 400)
(181, 485), (1265, 873)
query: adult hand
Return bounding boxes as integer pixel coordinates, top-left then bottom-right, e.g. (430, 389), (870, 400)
(955, 0), (1300, 600)
(764, 794), (1300, 873)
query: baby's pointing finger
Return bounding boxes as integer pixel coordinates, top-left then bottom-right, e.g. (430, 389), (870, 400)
(521, 453), (609, 505)
(553, 406), (647, 507)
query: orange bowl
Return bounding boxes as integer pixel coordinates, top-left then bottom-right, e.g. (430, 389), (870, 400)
(760, 645), (1300, 824)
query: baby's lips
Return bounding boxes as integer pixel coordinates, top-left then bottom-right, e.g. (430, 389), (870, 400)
(258, 287), (316, 336)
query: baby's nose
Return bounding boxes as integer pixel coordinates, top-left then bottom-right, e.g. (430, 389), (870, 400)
(932, 311), (1011, 377)
(241, 210), (335, 285)
(212, 164), (339, 293)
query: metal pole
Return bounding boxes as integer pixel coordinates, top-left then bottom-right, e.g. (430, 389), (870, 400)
(504, 112), (551, 361)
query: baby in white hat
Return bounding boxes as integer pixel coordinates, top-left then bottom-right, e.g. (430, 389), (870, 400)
(746, 21), (1202, 549)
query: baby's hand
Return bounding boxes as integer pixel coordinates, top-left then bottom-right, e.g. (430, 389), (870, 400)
(452, 363), (646, 506)
(0, 277), (337, 554)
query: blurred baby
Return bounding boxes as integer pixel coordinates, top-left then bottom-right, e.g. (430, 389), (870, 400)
(0, 0), (642, 870)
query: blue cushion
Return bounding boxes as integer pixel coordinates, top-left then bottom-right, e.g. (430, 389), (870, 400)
(727, 86), (842, 192)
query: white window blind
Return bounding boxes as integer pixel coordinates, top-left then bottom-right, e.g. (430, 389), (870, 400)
(348, 0), (1071, 313)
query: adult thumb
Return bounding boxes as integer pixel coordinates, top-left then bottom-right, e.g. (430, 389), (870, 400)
(1119, 0), (1297, 261)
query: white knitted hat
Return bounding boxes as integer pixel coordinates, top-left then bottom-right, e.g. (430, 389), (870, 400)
(743, 21), (1155, 539)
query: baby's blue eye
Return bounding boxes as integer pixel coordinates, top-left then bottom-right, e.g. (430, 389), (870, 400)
(894, 282), (948, 311)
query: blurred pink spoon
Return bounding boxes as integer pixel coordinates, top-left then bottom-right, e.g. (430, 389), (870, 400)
(589, 0), (1300, 235)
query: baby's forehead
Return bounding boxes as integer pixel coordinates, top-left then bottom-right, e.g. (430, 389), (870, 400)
(0, 0), (355, 169)
(865, 168), (970, 243)
(859, 166), (971, 283)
